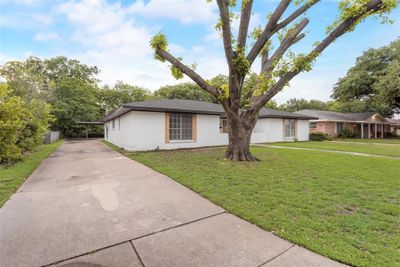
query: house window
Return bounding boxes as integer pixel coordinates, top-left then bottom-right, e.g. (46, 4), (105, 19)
(284, 119), (296, 138)
(112, 119), (115, 130)
(336, 122), (344, 133)
(220, 118), (228, 133)
(309, 122), (317, 129)
(169, 113), (193, 140)
(118, 118), (121, 130)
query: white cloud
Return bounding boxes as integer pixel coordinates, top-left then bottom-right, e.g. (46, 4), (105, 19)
(34, 31), (59, 41)
(54, 0), (229, 90)
(0, 13), (52, 29)
(58, 0), (151, 58)
(56, 0), (187, 89)
(1, 0), (38, 6)
(33, 14), (53, 25)
(128, 0), (218, 24)
(192, 45), (204, 53)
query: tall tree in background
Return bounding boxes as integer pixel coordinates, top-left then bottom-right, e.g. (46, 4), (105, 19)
(100, 81), (152, 114)
(332, 39), (400, 116)
(51, 78), (101, 137)
(154, 82), (218, 103)
(150, 0), (398, 161)
(0, 56), (99, 103)
(1, 56), (102, 137)
(279, 98), (328, 112)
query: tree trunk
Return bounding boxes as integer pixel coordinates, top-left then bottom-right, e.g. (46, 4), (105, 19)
(225, 112), (258, 161)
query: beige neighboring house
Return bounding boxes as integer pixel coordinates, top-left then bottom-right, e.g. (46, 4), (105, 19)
(295, 109), (400, 138)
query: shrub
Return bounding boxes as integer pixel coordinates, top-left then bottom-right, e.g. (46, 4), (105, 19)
(0, 84), (53, 164)
(310, 132), (329, 141)
(338, 128), (355, 138)
(384, 131), (399, 138)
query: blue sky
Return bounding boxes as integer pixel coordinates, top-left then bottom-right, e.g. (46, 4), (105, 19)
(1, 0), (399, 104)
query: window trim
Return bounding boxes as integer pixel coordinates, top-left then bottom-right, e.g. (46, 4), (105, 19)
(220, 118), (228, 133)
(336, 122), (344, 134)
(283, 119), (297, 139)
(165, 113), (197, 143)
(309, 122), (317, 129)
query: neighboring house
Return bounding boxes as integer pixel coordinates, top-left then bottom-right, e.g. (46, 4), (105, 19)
(387, 118), (400, 136)
(103, 99), (316, 151)
(295, 109), (400, 138)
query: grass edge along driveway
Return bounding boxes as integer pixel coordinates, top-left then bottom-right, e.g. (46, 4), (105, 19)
(102, 140), (400, 267)
(0, 140), (63, 207)
(270, 140), (400, 157)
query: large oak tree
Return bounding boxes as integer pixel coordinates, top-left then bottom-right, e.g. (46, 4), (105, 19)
(150, 0), (398, 161)
(332, 39), (400, 116)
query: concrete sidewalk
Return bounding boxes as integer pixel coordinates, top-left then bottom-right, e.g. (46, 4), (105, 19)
(254, 144), (400, 159)
(0, 140), (345, 267)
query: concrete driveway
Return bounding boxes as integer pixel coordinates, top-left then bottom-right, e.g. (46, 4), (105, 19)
(0, 140), (345, 267)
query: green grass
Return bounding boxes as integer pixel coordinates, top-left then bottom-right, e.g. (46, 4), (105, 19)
(270, 141), (400, 157)
(334, 138), (400, 144)
(103, 141), (400, 267)
(0, 140), (63, 207)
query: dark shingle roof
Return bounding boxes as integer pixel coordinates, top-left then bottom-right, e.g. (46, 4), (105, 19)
(124, 99), (224, 115)
(295, 109), (383, 122)
(258, 108), (316, 119)
(103, 99), (316, 122)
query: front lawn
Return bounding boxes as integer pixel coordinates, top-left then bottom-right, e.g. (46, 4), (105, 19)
(0, 140), (63, 207)
(335, 138), (400, 144)
(106, 143), (399, 267)
(271, 141), (400, 157)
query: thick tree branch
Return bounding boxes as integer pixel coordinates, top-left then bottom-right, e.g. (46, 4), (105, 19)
(247, 0), (291, 64)
(156, 49), (219, 97)
(251, 0), (385, 112)
(247, 0), (320, 65)
(237, 0), (254, 50)
(216, 0), (234, 67)
(261, 18), (309, 74)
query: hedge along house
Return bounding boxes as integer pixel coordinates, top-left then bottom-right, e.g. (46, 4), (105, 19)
(103, 99), (316, 151)
(295, 109), (400, 138)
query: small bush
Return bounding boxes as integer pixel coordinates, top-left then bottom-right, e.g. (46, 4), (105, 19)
(0, 84), (53, 164)
(338, 128), (355, 138)
(384, 131), (399, 138)
(310, 132), (329, 141)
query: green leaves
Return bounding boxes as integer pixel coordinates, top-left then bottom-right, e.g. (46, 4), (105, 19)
(0, 84), (53, 163)
(170, 65), (184, 79)
(150, 32), (169, 62)
(218, 83), (230, 100)
(327, 0), (398, 34)
(332, 39), (400, 116)
(233, 51), (250, 75)
(291, 51), (319, 73)
(154, 82), (217, 103)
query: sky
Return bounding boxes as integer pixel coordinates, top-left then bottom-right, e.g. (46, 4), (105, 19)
(0, 0), (399, 104)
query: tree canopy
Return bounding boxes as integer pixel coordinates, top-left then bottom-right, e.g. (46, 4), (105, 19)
(154, 82), (217, 103)
(100, 81), (152, 114)
(279, 98), (328, 112)
(332, 39), (400, 116)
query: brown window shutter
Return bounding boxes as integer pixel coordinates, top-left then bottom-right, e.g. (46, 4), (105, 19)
(192, 114), (197, 142)
(165, 112), (170, 143)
